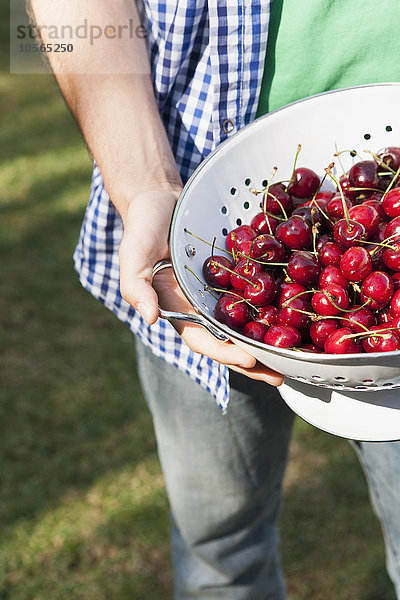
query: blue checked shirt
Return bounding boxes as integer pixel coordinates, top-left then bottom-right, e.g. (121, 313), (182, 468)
(73, 0), (272, 411)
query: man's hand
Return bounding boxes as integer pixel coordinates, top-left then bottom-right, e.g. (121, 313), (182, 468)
(119, 190), (284, 386)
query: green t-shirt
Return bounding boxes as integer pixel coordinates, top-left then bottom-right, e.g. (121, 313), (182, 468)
(257, 0), (400, 116)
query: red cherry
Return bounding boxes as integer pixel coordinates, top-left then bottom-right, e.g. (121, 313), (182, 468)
(383, 240), (400, 272)
(311, 284), (349, 316)
(340, 247), (372, 282)
(318, 241), (343, 268)
(230, 258), (263, 290)
(326, 195), (352, 220)
(392, 272), (400, 292)
(252, 305), (278, 327)
(202, 256), (234, 288)
(324, 327), (363, 354)
(251, 234), (285, 262)
(263, 183), (293, 215)
(389, 289), (400, 318)
(242, 321), (269, 342)
(264, 325), (301, 349)
(382, 188), (400, 219)
(362, 197), (387, 221)
(333, 219), (366, 248)
(301, 344), (323, 353)
(244, 273), (276, 306)
(226, 225), (256, 255)
(384, 216), (400, 240)
(367, 245), (386, 270)
(376, 146), (400, 171)
(339, 174), (358, 201)
(309, 319), (340, 349)
(340, 305), (376, 333)
(377, 308), (392, 324)
(250, 212), (279, 235)
(276, 282), (307, 307)
(287, 251), (320, 285)
(214, 294), (250, 330)
(372, 223), (388, 244)
(277, 297), (311, 330)
(348, 204), (379, 238)
(288, 167), (320, 199)
(316, 234), (333, 252)
(362, 325), (400, 353)
(348, 160), (379, 190)
(292, 205), (324, 229)
(275, 215), (312, 250)
(391, 314), (400, 332)
(313, 190), (335, 205)
(360, 271), (394, 310)
(319, 265), (349, 290)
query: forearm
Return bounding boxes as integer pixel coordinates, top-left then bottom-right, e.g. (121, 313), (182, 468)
(29, 0), (181, 223)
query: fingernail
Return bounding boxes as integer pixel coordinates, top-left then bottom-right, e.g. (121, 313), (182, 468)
(138, 302), (150, 323)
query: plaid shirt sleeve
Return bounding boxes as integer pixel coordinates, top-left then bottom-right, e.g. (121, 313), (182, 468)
(73, 0), (272, 411)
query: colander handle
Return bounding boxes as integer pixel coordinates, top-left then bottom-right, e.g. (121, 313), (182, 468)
(153, 259), (230, 341)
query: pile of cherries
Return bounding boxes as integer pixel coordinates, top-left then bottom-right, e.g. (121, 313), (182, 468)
(198, 146), (400, 354)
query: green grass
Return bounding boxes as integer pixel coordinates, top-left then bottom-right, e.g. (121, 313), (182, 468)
(0, 3), (396, 599)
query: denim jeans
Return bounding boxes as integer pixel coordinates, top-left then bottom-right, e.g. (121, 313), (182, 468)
(135, 340), (400, 599)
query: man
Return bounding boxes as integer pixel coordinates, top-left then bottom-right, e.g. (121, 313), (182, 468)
(30, 1), (400, 598)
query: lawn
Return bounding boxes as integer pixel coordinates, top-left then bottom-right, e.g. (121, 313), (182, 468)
(0, 3), (396, 599)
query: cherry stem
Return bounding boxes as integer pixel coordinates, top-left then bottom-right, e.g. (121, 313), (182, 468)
(262, 166), (278, 216)
(184, 265), (219, 300)
(209, 288), (259, 311)
(312, 161), (335, 202)
(325, 166), (350, 225)
(382, 165), (400, 201)
(239, 255), (289, 267)
(364, 150), (397, 175)
(323, 313), (370, 332)
(334, 149), (363, 162)
(184, 229), (231, 256)
(308, 198), (334, 226)
(211, 236), (216, 260)
(311, 220), (319, 258)
(341, 326), (400, 342)
(354, 238), (398, 253)
(286, 144), (302, 192)
(282, 289), (314, 307)
(246, 239), (257, 271)
(210, 260), (257, 288)
(262, 191), (288, 220)
(334, 144), (347, 175)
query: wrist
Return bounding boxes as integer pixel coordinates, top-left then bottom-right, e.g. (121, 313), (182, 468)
(109, 166), (182, 225)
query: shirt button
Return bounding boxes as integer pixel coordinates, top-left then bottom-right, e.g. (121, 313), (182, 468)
(222, 119), (235, 134)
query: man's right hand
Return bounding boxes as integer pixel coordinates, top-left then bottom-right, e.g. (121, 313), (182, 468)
(119, 190), (284, 387)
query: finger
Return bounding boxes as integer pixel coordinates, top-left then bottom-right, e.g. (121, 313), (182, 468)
(227, 362), (285, 386)
(170, 319), (256, 367)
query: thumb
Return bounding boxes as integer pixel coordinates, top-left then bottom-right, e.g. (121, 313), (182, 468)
(127, 279), (160, 325)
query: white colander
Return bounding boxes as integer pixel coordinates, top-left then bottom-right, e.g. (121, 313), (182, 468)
(155, 83), (400, 394)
